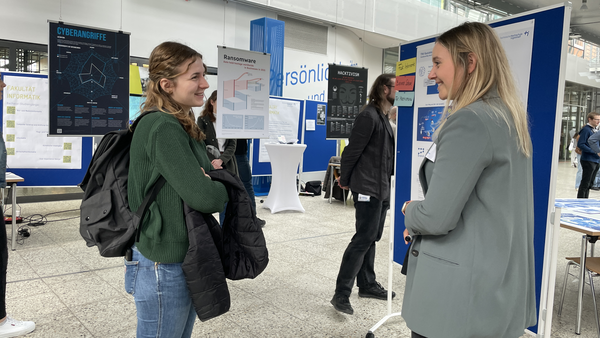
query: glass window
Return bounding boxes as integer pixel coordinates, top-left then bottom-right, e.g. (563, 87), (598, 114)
(383, 47), (398, 74)
(15, 48), (48, 74)
(0, 47), (8, 71)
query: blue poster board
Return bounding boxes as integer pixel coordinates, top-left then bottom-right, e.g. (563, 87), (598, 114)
(251, 96), (304, 176)
(393, 5), (568, 334)
(0, 72), (92, 186)
(303, 100), (336, 172)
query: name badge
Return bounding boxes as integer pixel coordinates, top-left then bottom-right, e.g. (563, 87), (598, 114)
(425, 143), (437, 162)
(358, 194), (371, 202)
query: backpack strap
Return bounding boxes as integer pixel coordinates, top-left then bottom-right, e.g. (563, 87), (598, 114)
(134, 176), (166, 243)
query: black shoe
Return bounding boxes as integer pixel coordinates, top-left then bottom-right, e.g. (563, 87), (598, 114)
(592, 187), (600, 191)
(330, 294), (354, 315)
(358, 282), (396, 300)
(256, 218), (266, 227)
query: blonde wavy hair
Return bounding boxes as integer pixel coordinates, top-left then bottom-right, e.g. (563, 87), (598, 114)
(436, 22), (532, 157)
(140, 41), (205, 141)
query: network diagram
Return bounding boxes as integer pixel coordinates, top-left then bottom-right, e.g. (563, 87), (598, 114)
(62, 50), (118, 101)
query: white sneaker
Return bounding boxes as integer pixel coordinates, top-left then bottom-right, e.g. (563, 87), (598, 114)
(0, 316), (35, 338)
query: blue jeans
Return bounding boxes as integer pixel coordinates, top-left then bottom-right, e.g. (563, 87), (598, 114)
(125, 246), (196, 338)
(235, 153), (256, 211)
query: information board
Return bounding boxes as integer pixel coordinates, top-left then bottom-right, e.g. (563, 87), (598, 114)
(48, 21), (130, 136)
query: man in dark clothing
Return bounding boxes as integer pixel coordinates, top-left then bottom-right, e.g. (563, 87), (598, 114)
(235, 139), (266, 227)
(331, 74), (396, 315)
(577, 112), (600, 198)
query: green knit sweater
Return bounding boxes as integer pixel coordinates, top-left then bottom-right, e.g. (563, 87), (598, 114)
(128, 112), (228, 263)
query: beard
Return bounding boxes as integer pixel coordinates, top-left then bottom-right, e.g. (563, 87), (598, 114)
(387, 94), (395, 105)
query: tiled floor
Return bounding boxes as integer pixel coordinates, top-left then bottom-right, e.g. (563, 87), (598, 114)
(2, 161), (599, 337)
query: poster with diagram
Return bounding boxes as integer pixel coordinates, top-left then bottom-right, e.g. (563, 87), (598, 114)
(1, 73), (82, 169)
(48, 21), (130, 136)
(216, 46), (270, 139)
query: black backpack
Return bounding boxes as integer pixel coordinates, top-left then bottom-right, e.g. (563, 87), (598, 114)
(79, 112), (165, 257)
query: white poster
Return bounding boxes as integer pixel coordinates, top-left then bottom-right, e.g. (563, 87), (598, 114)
(216, 46), (270, 139)
(259, 98), (301, 162)
(410, 20), (535, 200)
(2, 74), (82, 169)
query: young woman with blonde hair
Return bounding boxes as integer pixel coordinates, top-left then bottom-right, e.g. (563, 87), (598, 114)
(126, 41), (229, 338)
(401, 22), (536, 338)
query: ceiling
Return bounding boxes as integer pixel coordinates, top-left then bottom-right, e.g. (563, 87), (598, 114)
(479, 0), (600, 46)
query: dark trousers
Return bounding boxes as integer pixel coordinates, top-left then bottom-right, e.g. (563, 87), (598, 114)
(335, 192), (389, 297)
(235, 154), (256, 211)
(0, 210), (7, 319)
(578, 160), (599, 198)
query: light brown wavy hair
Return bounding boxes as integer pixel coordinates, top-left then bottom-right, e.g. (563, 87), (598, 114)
(140, 41), (205, 141)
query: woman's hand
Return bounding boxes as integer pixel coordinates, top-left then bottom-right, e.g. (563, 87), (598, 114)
(211, 159), (223, 169)
(201, 167), (210, 178)
(403, 228), (411, 245)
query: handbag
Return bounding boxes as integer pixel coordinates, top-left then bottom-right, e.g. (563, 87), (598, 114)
(568, 139), (575, 152)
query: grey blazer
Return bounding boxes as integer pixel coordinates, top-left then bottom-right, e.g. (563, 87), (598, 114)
(402, 93), (537, 338)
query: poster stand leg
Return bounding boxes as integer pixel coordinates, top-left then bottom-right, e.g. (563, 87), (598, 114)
(367, 176), (402, 337)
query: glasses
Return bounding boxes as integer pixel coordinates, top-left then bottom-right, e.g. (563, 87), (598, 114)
(386, 85), (395, 89)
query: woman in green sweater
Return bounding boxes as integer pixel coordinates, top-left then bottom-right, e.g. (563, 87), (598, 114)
(125, 41), (228, 338)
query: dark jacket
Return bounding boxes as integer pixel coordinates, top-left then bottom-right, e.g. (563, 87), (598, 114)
(579, 124), (600, 163)
(340, 104), (395, 201)
(181, 169), (269, 321)
(197, 116), (239, 176)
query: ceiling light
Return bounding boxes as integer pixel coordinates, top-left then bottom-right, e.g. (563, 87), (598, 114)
(581, 0), (588, 10)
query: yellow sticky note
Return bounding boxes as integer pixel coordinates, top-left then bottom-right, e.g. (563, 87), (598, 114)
(130, 65), (143, 95)
(396, 58), (417, 76)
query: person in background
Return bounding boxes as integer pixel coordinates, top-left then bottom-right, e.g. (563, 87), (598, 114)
(586, 119), (600, 193)
(577, 112), (600, 198)
(331, 73), (396, 315)
(569, 127), (577, 167)
(574, 131), (583, 190)
(235, 139), (266, 227)
(197, 90), (238, 225)
(401, 22), (536, 337)
(126, 42), (229, 338)
(569, 128), (578, 168)
(0, 75), (36, 337)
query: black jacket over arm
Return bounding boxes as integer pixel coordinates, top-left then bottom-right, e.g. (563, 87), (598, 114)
(340, 104), (394, 201)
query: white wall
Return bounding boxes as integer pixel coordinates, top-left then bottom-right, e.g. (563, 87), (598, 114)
(283, 26), (384, 102)
(238, 0), (465, 43)
(566, 53), (600, 89)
